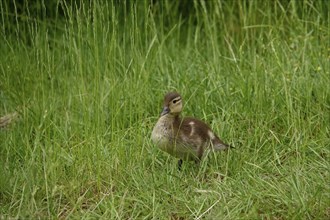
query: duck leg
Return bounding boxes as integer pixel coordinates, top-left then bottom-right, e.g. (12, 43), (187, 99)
(178, 159), (183, 170)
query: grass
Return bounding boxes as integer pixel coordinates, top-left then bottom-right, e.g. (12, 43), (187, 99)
(0, 0), (329, 219)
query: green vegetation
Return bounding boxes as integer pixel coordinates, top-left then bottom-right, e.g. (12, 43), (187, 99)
(1, 0), (329, 219)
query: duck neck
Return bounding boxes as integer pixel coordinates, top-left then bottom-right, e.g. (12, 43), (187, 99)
(161, 113), (180, 123)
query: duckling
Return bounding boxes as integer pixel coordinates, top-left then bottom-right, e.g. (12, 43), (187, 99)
(151, 92), (230, 168)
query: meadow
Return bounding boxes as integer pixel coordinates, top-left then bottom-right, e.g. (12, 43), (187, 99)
(0, 0), (329, 219)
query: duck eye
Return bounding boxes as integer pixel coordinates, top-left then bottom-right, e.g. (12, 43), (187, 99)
(172, 98), (181, 104)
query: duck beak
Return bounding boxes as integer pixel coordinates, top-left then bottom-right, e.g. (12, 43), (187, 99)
(160, 106), (170, 116)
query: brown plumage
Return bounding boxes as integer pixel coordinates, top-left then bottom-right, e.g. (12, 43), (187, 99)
(151, 92), (230, 164)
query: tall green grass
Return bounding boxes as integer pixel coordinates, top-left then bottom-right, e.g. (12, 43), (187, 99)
(1, 0), (329, 219)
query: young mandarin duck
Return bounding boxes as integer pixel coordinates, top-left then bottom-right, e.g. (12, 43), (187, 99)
(151, 92), (230, 168)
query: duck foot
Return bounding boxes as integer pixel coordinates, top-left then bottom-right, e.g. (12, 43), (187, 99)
(178, 159), (183, 170)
